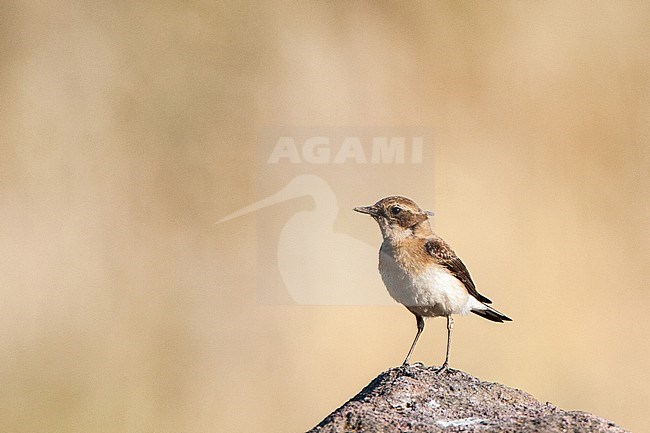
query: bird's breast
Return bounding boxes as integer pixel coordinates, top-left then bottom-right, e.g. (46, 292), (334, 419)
(379, 240), (472, 317)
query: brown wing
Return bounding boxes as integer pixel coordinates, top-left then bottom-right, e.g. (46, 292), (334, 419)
(424, 237), (492, 304)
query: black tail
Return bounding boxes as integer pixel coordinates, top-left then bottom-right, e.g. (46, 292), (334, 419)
(471, 306), (512, 323)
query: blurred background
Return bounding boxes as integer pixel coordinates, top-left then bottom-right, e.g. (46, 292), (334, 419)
(1, 1), (648, 432)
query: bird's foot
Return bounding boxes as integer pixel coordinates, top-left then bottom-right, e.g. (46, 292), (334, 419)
(435, 362), (449, 374)
(401, 360), (424, 367)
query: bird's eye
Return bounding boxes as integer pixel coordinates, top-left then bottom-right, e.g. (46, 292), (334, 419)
(390, 206), (402, 215)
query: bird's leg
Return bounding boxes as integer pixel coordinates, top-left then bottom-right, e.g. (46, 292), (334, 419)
(437, 316), (454, 373)
(403, 315), (425, 366)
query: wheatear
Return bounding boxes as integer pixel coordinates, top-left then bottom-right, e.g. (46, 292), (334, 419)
(354, 196), (511, 371)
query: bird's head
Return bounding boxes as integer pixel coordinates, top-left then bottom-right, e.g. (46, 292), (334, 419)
(354, 196), (433, 241)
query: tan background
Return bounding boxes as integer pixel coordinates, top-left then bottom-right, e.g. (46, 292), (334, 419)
(1, 1), (649, 432)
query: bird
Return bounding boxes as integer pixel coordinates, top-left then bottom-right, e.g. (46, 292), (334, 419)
(217, 175), (393, 305)
(354, 196), (512, 372)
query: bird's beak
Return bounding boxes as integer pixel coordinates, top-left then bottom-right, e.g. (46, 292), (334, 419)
(425, 210), (434, 217)
(353, 205), (379, 216)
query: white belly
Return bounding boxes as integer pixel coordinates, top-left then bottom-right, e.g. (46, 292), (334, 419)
(379, 250), (480, 317)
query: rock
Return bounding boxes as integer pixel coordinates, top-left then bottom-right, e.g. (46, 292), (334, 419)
(308, 364), (628, 433)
